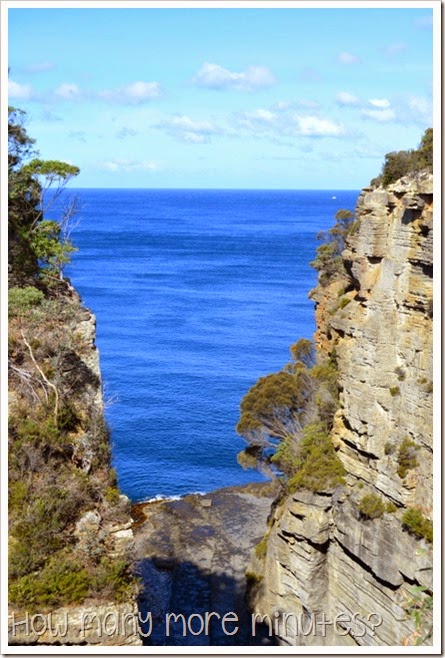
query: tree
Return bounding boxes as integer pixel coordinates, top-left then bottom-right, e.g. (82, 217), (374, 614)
(373, 128), (433, 187)
(8, 107), (80, 284)
(236, 364), (316, 472)
(310, 208), (356, 285)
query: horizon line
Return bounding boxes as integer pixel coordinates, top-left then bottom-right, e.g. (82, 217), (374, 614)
(68, 186), (362, 192)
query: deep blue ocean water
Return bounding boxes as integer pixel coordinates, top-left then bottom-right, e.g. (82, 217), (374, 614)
(65, 189), (359, 502)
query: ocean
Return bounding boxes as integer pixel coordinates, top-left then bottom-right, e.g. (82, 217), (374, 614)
(65, 189), (359, 502)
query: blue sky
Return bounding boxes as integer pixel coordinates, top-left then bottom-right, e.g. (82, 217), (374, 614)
(7, 4), (434, 189)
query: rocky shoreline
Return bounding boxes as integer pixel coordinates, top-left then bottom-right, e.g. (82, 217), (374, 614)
(132, 481), (279, 646)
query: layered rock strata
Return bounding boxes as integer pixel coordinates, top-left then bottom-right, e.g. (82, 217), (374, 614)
(249, 172), (433, 646)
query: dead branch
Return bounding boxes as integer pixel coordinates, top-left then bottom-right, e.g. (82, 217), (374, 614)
(21, 330), (59, 423)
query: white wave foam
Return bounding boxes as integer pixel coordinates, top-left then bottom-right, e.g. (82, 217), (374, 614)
(143, 491), (206, 504)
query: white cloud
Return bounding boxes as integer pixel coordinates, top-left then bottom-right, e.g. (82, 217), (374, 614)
(54, 83), (82, 100)
(407, 96), (430, 116)
(157, 114), (222, 143)
(405, 95), (432, 124)
(99, 81), (163, 104)
(368, 98), (391, 109)
(8, 80), (34, 100)
(336, 91), (360, 106)
(235, 108), (277, 132)
(295, 115), (345, 137)
(236, 104), (346, 140)
(101, 159), (159, 172)
(193, 62), (276, 92)
(337, 51), (360, 65)
(361, 108), (396, 123)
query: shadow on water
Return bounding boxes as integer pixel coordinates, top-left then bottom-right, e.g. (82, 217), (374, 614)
(136, 558), (277, 646)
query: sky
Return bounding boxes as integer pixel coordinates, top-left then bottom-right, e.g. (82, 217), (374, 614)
(7, 3), (435, 189)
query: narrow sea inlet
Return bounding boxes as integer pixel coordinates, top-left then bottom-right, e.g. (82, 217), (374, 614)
(66, 189), (358, 501)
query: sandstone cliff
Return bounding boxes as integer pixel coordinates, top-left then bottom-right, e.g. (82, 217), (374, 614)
(248, 172), (433, 646)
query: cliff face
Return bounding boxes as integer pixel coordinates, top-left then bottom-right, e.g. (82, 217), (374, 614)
(8, 282), (142, 646)
(249, 172), (433, 646)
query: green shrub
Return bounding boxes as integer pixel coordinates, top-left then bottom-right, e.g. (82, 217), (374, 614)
(373, 128), (432, 187)
(389, 386), (400, 397)
(9, 552), (93, 610)
(310, 209), (356, 287)
(288, 423), (345, 493)
(384, 442), (395, 455)
(386, 502), (397, 513)
(254, 534), (269, 559)
(402, 508), (433, 543)
(9, 286), (44, 315)
(397, 438), (418, 478)
(358, 494), (386, 520)
(338, 296), (351, 309)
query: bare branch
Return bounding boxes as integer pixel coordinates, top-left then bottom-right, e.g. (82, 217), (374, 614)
(21, 330), (59, 423)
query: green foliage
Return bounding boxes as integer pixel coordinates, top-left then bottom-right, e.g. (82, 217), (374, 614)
(254, 534), (269, 559)
(9, 553), (93, 610)
(236, 369), (314, 451)
(22, 158), (80, 182)
(310, 357), (339, 427)
(9, 286), (44, 315)
(402, 585), (433, 645)
(386, 501), (397, 513)
(290, 338), (316, 369)
(288, 422), (345, 493)
(311, 208), (356, 287)
(237, 446), (262, 471)
(8, 107), (79, 284)
(397, 438), (418, 478)
(389, 386), (400, 397)
(9, 552), (134, 611)
(29, 220), (77, 275)
(358, 494), (386, 520)
(8, 256), (134, 611)
(402, 508), (433, 543)
(373, 128), (433, 187)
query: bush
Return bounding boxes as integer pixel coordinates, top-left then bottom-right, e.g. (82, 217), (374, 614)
(9, 553), (93, 611)
(310, 209), (356, 287)
(255, 536), (269, 559)
(373, 128), (433, 187)
(402, 508), (433, 543)
(358, 494), (386, 520)
(389, 386), (400, 397)
(397, 438), (418, 478)
(288, 422), (345, 493)
(9, 286), (44, 315)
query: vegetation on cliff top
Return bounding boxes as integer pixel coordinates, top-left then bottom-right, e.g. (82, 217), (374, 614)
(8, 108), (135, 610)
(371, 127), (432, 188)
